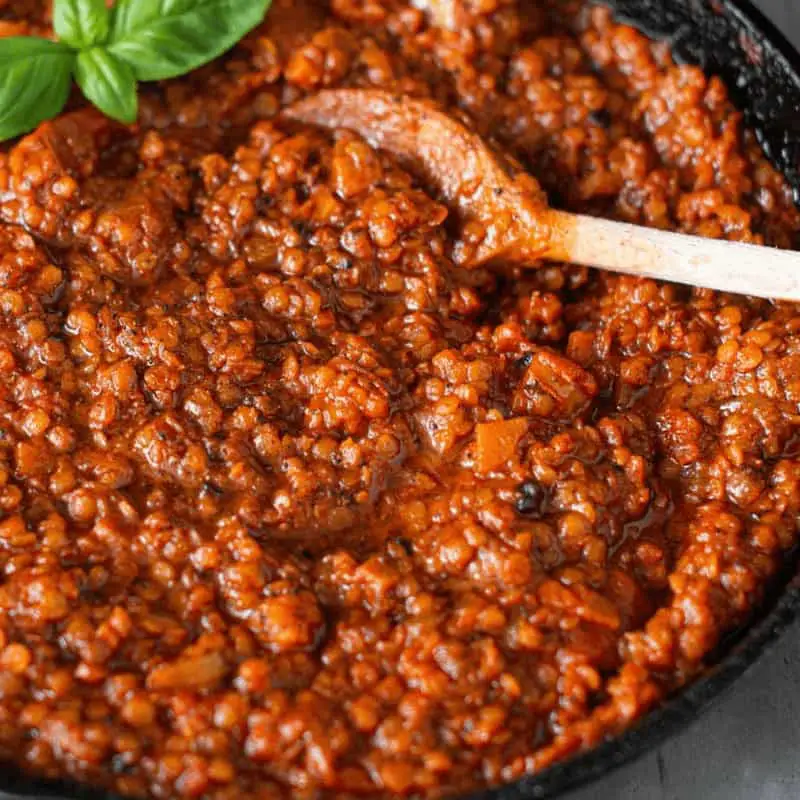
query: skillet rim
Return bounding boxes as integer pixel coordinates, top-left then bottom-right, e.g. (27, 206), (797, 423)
(0, 2), (799, 799)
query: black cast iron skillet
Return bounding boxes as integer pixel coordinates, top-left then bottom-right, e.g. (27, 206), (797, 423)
(2, 2), (800, 799)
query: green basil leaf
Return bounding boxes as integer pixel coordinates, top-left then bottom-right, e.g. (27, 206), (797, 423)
(0, 37), (75, 141)
(54, 0), (110, 49)
(108, 0), (271, 81)
(75, 47), (138, 124)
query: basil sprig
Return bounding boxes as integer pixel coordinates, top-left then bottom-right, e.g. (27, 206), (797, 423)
(0, 0), (272, 141)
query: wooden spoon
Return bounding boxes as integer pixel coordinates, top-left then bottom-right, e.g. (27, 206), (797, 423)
(285, 89), (800, 301)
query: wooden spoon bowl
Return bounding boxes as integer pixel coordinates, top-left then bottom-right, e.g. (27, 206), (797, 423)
(286, 89), (800, 301)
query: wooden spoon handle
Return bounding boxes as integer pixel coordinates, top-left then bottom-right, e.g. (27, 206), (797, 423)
(546, 210), (800, 301)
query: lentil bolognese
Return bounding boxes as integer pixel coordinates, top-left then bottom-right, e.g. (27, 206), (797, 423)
(0, 0), (798, 798)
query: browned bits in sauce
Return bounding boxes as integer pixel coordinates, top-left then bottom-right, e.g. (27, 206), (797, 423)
(0, 1), (799, 798)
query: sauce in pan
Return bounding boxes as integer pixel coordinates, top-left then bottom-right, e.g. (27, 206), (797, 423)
(0, 1), (798, 797)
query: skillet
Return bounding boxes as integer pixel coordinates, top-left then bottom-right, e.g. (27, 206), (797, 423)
(1, 1), (800, 798)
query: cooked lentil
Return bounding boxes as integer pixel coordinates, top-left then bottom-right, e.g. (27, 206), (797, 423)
(0, 0), (799, 798)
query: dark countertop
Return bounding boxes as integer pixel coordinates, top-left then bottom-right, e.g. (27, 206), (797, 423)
(567, 2), (800, 798)
(0, 4), (797, 800)
(755, 0), (796, 35)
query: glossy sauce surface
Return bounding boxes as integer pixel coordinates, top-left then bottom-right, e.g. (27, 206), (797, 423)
(0, 1), (799, 797)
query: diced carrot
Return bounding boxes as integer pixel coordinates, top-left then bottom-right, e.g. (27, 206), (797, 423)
(523, 348), (598, 416)
(474, 417), (528, 474)
(146, 651), (228, 691)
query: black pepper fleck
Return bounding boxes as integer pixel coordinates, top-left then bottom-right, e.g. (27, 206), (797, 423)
(516, 480), (545, 516)
(588, 108), (612, 128)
